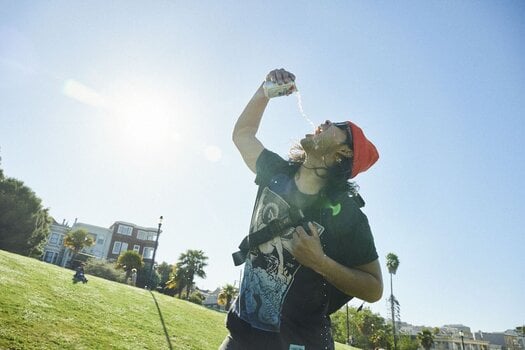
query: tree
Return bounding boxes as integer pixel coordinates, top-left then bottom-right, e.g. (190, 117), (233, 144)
(398, 334), (419, 350)
(331, 306), (390, 349)
(417, 328), (435, 350)
(156, 261), (173, 287)
(176, 249), (208, 298)
(217, 284), (238, 310)
(386, 252), (401, 350)
(63, 228), (94, 255)
(116, 250), (144, 278)
(164, 264), (186, 297)
(0, 168), (51, 257)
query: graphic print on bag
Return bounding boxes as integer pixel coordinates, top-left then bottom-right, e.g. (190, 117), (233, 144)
(235, 186), (324, 332)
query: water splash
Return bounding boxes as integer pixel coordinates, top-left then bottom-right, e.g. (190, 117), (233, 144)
(295, 91), (315, 131)
(294, 91), (320, 149)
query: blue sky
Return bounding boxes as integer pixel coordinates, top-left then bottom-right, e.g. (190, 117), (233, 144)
(1, 1), (524, 332)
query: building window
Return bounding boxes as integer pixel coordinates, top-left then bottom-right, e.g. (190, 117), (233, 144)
(97, 238), (104, 245)
(112, 241), (122, 254)
(117, 225), (133, 236)
(143, 247), (154, 260)
(137, 230), (157, 241)
(133, 245), (140, 252)
(120, 242), (128, 252)
(49, 233), (59, 245)
(44, 251), (54, 262)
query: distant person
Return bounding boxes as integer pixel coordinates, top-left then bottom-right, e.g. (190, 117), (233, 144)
(130, 268), (137, 286)
(73, 263), (88, 284)
(220, 68), (383, 350)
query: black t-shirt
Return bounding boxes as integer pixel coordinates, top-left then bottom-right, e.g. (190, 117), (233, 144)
(228, 149), (378, 349)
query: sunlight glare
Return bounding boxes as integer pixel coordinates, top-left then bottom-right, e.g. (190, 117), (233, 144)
(106, 79), (176, 157)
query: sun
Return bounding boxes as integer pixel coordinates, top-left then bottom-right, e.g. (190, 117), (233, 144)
(105, 78), (178, 156)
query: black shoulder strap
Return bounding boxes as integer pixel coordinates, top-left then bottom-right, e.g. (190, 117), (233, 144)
(232, 205), (305, 266)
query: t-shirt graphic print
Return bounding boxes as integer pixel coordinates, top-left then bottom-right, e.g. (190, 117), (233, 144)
(234, 186), (324, 332)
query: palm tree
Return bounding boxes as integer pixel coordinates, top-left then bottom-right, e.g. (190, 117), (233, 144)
(417, 328), (435, 350)
(176, 249), (208, 298)
(63, 228), (94, 256)
(217, 284), (238, 310)
(386, 252), (400, 350)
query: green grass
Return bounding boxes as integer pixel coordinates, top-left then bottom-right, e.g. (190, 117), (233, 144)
(0, 249), (358, 350)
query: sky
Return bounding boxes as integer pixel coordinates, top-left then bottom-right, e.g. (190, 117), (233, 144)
(1, 0), (524, 333)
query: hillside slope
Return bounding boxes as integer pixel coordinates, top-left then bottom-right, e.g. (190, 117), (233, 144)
(0, 250), (355, 350)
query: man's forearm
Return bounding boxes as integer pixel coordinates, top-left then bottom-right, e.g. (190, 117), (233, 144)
(232, 84), (269, 140)
(315, 256), (383, 303)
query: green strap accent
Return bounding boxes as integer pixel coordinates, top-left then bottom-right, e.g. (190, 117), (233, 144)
(328, 203), (341, 216)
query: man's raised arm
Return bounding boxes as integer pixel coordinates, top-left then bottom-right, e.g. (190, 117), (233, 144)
(232, 69), (296, 173)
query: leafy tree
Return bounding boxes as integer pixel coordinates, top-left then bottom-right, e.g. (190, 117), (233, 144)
(331, 306), (390, 349)
(156, 261), (173, 287)
(0, 167), (51, 257)
(176, 249), (208, 298)
(217, 284), (238, 310)
(386, 252), (401, 350)
(116, 250), (144, 278)
(164, 264), (187, 298)
(399, 334), (419, 350)
(63, 228), (94, 255)
(417, 328), (435, 350)
(136, 264), (160, 289)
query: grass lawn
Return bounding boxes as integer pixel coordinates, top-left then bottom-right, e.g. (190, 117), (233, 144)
(0, 249), (358, 349)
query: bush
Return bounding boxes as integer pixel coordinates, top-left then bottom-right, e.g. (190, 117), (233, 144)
(84, 259), (126, 283)
(188, 292), (204, 305)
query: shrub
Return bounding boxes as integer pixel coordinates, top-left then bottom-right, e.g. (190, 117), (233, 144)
(84, 259), (126, 283)
(188, 292), (204, 305)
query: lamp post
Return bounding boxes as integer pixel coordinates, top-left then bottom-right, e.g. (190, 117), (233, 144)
(459, 330), (465, 350)
(148, 215), (163, 288)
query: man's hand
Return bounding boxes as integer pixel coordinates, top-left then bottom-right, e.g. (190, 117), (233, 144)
(291, 222), (326, 273)
(266, 68), (296, 85)
(291, 222), (384, 302)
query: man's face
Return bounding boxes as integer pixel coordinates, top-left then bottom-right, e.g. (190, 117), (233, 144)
(300, 120), (348, 156)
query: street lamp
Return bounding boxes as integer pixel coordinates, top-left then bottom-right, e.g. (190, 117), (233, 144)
(148, 215), (163, 288)
(459, 330), (465, 350)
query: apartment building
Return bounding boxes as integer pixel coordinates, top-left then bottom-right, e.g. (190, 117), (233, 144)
(106, 221), (160, 264)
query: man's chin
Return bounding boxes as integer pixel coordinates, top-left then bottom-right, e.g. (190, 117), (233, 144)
(300, 138), (319, 154)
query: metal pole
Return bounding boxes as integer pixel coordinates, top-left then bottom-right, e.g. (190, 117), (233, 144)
(148, 216), (163, 288)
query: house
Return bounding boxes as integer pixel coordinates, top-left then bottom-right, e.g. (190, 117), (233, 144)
(106, 221), (160, 266)
(202, 287), (224, 310)
(41, 219), (70, 266)
(70, 222), (113, 260)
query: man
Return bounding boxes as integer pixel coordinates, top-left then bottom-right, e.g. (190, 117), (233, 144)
(221, 68), (383, 350)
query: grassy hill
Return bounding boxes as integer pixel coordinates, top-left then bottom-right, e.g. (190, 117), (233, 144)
(0, 249), (357, 349)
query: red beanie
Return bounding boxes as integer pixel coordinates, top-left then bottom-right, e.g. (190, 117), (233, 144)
(347, 121), (379, 179)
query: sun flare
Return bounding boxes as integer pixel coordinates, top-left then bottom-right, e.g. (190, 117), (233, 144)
(106, 79), (178, 155)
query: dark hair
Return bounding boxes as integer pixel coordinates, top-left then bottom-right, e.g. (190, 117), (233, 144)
(288, 143), (359, 200)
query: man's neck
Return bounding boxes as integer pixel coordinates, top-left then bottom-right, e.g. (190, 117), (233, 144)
(295, 162), (328, 195)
